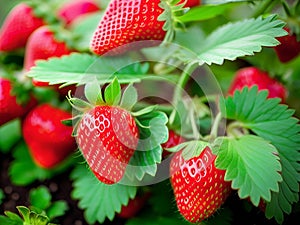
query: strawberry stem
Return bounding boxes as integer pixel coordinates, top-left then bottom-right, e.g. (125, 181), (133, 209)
(210, 112), (222, 141)
(252, 0), (280, 18)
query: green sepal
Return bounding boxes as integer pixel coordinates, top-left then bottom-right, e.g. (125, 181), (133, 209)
(104, 77), (121, 106)
(84, 80), (103, 105)
(120, 83), (138, 110)
(28, 0), (61, 25)
(3, 211), (23, 222)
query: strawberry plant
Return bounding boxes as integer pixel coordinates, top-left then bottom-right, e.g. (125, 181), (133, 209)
(1, 0), (300, 225)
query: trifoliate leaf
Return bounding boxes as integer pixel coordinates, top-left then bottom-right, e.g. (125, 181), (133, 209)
(124, 111), (169, 182)
(189, 15), (287, 65)
(71, 165), (137, 224)
(27, 53), (177, 87)
(29, 186), (52, 210)
(220, 86), (300, 223)
(214, 135), (282, 206)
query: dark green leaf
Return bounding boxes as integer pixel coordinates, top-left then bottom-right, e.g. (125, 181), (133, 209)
(29, 186), (52, 210)
(221, 86), (300, 223)
(70, 165), (137, 224)
(0, 189), (4, 204)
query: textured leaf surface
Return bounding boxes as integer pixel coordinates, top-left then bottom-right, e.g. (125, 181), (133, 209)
(27, 53), (177, 86)
(192, 15), (286, 65)
(71, 165), (137, 224)
(214, 135), (282, 206)
(220, 86), (300, 223)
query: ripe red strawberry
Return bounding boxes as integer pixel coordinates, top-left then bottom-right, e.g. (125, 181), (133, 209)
(274, 27), (300, 63)
(162, 130), (185, 158)
(178, 0), (201, 7)
(0, 77), (37, 126)
(117, 192), (151, 219)
(90, 0), (166, 55)
(228, 67), (287, 102)
(22, 104), (77, 169)
(0, 3), (45, 52)
(170, 147), (231, 223)
(24, 25), (74, 88)
(77, 105), (139, 184)
(57, 0), (101, 25)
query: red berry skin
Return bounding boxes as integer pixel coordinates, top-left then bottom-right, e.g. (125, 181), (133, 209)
(170, 147), (231, 223)
(162, 130), (186, 158)
(0, 77), (37, 126)
(178, 0), (201, 7)
(24, 26), (74, 87)
(117, 192), (151, 219)
(57, 0), (100, 25)
(90, 0), (166, 56)
(274, 27), (300, 63)
(0, 3), (45, 52)
(22, 104), (77, 169)
(77, 105), (139, 185)
(228, 67), (287, 102)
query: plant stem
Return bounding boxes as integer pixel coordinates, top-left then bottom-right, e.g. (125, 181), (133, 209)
(172, 62), (197, 107)
(252, 0), (280, 18)
(210, 112), (222, 141)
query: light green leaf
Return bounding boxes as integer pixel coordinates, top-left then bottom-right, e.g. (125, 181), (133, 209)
(71, 165), (137, 224)
(214, 135), (282, 206)
(178, 3), (236, 23)
(46, 201), (69, 220)
(120, 84), (138, 110)
(29, 186), (52, 210)
(221, 86), (300, 223)
(27, 53), (177, 87)
(104, 77), (121, 105)
(124, 111), (169, 181)
(191, 15), (286, 65)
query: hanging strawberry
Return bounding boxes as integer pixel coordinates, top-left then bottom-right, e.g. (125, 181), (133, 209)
(90, 0), (183, 55)
(170, 147), (231, 223)
(68, 79), (140, 184)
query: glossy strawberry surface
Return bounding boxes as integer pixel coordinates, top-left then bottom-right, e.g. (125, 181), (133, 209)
(90, 0), (166, 55)
(22, 103), (76, 169)
(77, 105), (139, 184)
(170, 147), (231, 223)
(228, 67), (287, 101)
(0, 3), (44, 51)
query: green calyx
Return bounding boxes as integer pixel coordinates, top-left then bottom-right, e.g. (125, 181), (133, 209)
(27, 0), (61, 25)
(158, 0), (188, 43)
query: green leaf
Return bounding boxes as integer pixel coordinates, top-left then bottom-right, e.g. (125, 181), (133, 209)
(9, 142), (76, 186)
(0, 216), (22, 225)
(27, 53), (176, 87)
(70, 165), (137, 224)
(214, 135), (282, 206)
(0, 119), (22, 153)
(29, 186), (52, 210)
(178, 3), (236, 23)
(46, 201), (69, 220)
(220, 86), (300, 223)
(84, 80), (103, 105)
(104, 77), (121, 105)
(3, 212), (22, 222)
(124, 111), (169, 182)
(0, 189), (4, 204)
(120, 84), (138, 110)
(191, 15), (287, 65)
